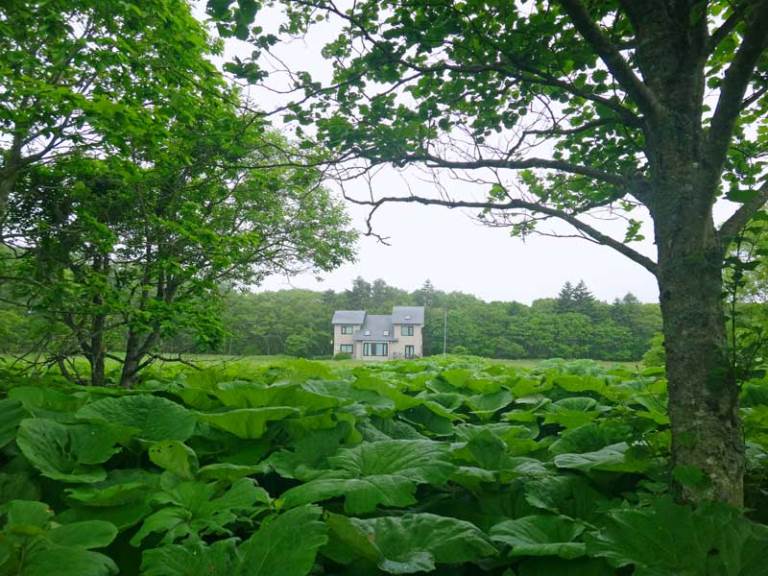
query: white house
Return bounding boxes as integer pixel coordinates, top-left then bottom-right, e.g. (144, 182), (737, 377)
(332, 306), (424, 360)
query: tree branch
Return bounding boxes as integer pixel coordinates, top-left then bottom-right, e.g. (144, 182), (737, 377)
(719, 180), (768, 242)
(556, 0), (662, 118)
(707, 1), (754, 54)
(385, 152), (630, 187)
(346, 193), (658, 275)
(706, 0), (768, 179)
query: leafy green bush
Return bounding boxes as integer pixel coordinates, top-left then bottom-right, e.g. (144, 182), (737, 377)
(1, 357), (767, 574)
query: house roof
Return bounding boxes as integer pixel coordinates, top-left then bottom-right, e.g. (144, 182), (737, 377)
(332, 310), (366, 325)
(353, 315), (397, 341)
(391, 306), (425, 325)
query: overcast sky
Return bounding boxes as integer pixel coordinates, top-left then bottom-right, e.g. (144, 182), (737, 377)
(197, 4), (737, 305)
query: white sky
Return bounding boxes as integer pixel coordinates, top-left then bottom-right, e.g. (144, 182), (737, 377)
(195, 4), (737, 304)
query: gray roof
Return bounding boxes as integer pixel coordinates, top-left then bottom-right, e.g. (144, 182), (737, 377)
(391, 306), (425, 325)
(353, 315), (397, 341)
(332, 310), (366, 325)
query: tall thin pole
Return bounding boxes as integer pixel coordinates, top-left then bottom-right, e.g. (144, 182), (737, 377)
(442, 308), (447, 355)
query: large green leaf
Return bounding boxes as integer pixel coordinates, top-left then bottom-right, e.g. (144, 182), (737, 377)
(131, 478), (269, 546)
(16, 419), (119, 483)
(587, 497), (768, 576)
(213, 380), (341, 411)
(338, 513), (497, 574)
(280, 440), (454, 513)
(0, 399), (27, 448)
(0, 500), (118, 576)
(76, 395), (196, 441)
(199, 407), (299, 438)
(490, 515), (586, 559)
(149, 441), (199, 479)
(554, 442), (651, 473)
(238, 505), (328, 576)
(141, 539), (239, 576)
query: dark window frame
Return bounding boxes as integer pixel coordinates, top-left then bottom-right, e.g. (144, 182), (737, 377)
(401, 325), (414, 336)
(339, 344), (353, 354)
(363, 342), (389, 356)
(341, 325), (354, 335)
(405, 345), (415, 358)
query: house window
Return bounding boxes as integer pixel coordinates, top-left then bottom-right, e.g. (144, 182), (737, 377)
(339, 344), (353, 354)
(341, 325), (354, 335)
(363, 342), (388, 356)
(401, 325), (414, 336)
(405, 345), (415, 358)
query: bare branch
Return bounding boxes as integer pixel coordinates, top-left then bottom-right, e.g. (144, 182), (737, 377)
(393, 152), (630, 187)
(346, 193), (658, 275)
(719, 180), (768, 242)
(707, 1), (754, 54)
(706, 0), (768, 179)
(556, 0), (662, 119)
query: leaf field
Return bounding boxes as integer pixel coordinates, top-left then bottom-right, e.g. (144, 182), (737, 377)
(1, 356), (767, 575)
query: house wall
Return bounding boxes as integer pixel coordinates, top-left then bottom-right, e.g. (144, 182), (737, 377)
(333, 324), (360, 356)
(389, 324), (423, 358)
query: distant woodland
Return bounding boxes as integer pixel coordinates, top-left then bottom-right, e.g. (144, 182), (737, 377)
(213, 278), (662, 360)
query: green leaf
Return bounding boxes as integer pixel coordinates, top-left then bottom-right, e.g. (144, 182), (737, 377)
(280, 440), (454, 513)
(238, 505), (328, 576)
(149, 441), (199, 479)
(587, 497), (768, 576)
(0, 399), (27, 448)
(141, 539), (239, 576)
(4, 500), (52, 532)
(65, 469), (160, 507)
(199, 407), (299, 438)
(490, 515), (586, 559)
(554, 442), (650, 473)
(345, 513), (497, 574)
(21, 548), (118, 576)
(76, 395), (196, 441)
(47, 521), (118, 549)
(16, 420), (113, 483)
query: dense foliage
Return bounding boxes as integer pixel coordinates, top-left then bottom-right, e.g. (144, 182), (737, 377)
(0, 0), (356, 387)
(214, 279), (661, 361)
(209, 0), (768, 504)
(1, 356), (767, 575)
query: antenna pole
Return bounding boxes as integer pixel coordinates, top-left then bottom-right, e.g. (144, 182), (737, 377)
(442, 308), (447, 355)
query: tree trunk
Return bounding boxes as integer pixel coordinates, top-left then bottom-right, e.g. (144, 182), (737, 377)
(653, 182), (744, 505)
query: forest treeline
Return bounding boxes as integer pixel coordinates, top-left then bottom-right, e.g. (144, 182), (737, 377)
(213, 278), (662, 361)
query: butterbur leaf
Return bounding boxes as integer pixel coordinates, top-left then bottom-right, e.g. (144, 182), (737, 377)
(21, 548), (118, 576)
(346, 513), (497, 574)
(131, 478), (269, 546)
(281, 440), (454, 513)
(76, 395), (196, 441)
(65, 469), (160, 507)
(587, 497), (768, 576)
(16, 419), (113, 483)
(141, 539), (239, 576)
(0, 500), (118, 576)
(554, 442), (650, 473)
(517, 557), (614, 576)
(0, 399), (27, 448)
(47, 521), (118, 549)
(4, 500), (52, 531)
(149, 441), (198, 479)
(490, 515), (586, 559)
(199, 407), (299, 438)
(238, 505), (328, 576)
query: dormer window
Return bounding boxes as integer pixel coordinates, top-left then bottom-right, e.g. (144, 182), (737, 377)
(383, 330), (389, 336)
(364, 330), (370, 336)
(405, 315), (411, 320)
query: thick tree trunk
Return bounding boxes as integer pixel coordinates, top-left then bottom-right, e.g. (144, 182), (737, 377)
(653, 180), (744, 505)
